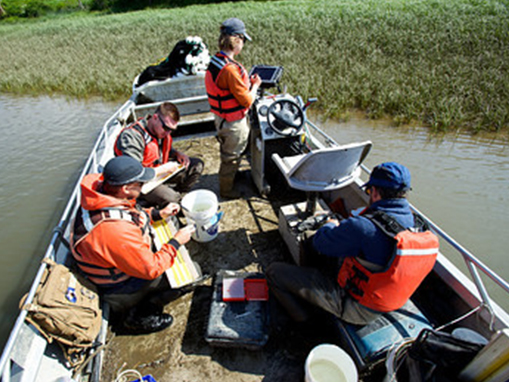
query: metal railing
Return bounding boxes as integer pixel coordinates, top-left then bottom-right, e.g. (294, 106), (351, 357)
(406, 200), (509, 314)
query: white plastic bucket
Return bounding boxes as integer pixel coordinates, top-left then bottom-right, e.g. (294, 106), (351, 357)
(305, 344), (358, 382)
(181, 189), (220, 242)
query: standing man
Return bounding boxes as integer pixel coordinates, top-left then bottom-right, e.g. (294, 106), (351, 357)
(71, 156), (196, 334)
(205, 17), (262, 198)
(115, 101), (204, 208)
(266, 162), (439, 326)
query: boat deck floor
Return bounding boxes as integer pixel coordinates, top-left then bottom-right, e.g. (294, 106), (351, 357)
(101, 136), (339, 382)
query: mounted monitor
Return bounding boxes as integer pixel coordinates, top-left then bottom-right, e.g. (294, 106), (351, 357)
(249, 65), (283, 89)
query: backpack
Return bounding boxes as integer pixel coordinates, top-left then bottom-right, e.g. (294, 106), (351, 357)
(21, 258), (102, 367)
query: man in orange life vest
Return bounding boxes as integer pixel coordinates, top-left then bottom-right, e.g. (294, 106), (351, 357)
(266, 162), (439, 326)
(115, 101), (204, 208)
(205, 18), (262, 198)
(71, 156), (196, 334)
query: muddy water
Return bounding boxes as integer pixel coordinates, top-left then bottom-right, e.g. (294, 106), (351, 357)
(0, 96), (507, 351)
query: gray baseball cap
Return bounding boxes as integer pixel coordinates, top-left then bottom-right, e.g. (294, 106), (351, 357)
(103, 156), (155, 186)
(221, 18), (252, 41)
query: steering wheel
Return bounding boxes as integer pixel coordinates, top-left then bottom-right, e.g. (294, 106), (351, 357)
(267, 99), (305, 136)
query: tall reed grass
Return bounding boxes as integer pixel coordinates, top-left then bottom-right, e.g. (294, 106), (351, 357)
(1, 0), (508, 132)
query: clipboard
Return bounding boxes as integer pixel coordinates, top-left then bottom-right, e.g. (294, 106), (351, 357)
(141, 163), (185, 194)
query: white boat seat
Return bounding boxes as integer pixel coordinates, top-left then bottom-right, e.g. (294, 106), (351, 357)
(334, 299), (433, 371)
(271, 141), (372, 192)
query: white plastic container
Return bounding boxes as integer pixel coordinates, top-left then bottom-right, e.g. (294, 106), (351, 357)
(181, 189), (220, 242)
(305, 344), (358, 382)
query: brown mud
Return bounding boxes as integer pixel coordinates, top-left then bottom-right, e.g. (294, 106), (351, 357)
(101, 136), (337, 382)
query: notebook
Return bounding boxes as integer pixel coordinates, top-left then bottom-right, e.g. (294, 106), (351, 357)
(151, 218), (201, 288)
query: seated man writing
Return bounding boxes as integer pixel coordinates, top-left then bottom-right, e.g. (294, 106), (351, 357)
(71, 156), (196, 334)
(115, 101), (204, 208)
(266, 162), (439, 326)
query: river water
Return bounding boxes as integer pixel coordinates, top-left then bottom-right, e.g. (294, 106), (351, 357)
(0, 95), (508, 350)
(0, 94), (119, 349)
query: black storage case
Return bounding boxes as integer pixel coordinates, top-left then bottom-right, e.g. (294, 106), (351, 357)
(205, 270), (269, 350)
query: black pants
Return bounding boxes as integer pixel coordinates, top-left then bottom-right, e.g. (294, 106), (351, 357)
(102, 275), (180, 317)
(266, 235), (381, 326)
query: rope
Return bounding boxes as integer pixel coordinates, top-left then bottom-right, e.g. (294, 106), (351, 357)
(113, 363), (143, 382)
(384, 338), (415, 382)
(434, 304), (484, 332)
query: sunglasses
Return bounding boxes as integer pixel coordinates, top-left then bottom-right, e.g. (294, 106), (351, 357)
(235, 34), (246, 42)
(157, 113), (172, 132)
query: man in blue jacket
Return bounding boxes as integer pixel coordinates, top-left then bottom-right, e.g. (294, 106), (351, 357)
(266, 162), (418, 326)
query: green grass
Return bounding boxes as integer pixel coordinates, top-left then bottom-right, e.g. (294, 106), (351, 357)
(1, 0), (508, 133)
(0, 0), (88, 19)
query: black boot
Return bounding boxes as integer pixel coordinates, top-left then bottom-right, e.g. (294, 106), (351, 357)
(118, 305), (173, 335)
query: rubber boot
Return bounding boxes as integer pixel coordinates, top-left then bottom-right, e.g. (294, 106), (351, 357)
(219, 175), (241, 199)
(117, 303), (173, 335)
(174, 158), (204, 193)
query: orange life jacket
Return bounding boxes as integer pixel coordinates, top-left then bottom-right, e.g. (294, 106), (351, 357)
(337, 211), (439, 312)
(114, 119), (173, 167)
(71, 207), (152, 286)
(205, 53), (250, 122)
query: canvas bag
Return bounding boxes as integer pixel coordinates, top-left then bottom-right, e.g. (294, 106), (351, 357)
(21, 258), (102, 366)
(397, 329), (484, 381)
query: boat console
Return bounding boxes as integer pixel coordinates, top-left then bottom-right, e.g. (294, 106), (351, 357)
(248, 65), (313, 196)
(249, 92), (308, 196)
(248, 63), (373, 260)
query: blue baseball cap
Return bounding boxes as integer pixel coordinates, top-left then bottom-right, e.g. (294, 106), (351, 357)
(363, 162), (411, 191)
(221, 18), (252, 41)
(103, 156), (155, 186)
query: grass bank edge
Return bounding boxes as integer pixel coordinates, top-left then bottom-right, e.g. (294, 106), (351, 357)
(1, 0), (508, 134)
